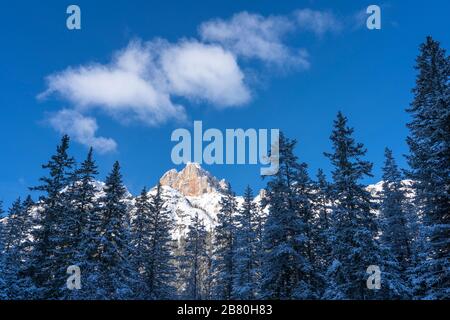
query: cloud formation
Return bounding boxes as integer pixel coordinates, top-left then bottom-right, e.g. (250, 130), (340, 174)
(199, 9), (340, 67)
(199, 12), (302, 66)
(40, 8), (343, 153)
(161, 41), (251, 106)
(48, 109), (118, 154)
(294, 9), (342, 35)
(40, 42), (185, 126)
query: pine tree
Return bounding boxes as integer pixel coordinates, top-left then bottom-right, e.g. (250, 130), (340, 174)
(379, 148), (414, 299)
(253, 197), (266, 299)
(202, 230), (215, 300)
(0, 197), (36, 300)
(260, 133), (319, 300)
(129, 187), (166, 299)
(73, 148), (99, 245)
(28, 135), (75, 299)
(0, 200), (7, 299)
(142, 184), (176, 300)
(212, 184), (238, 300)
(95, 161), (134, 299)
(406, 36), (450, 299)
(233, 186), (258, 300)
(2, 199), (24, 299)
(16, 196), (36, 300)
(311, 169), (333, 296)
(68, 148), (101, 300)
(323, 112), (380, 300)
(180, 213), (209, 300)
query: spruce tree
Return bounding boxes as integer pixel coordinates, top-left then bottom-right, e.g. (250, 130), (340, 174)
(212, 184), (237, 300)
(323, 112), (380, 300)
(260, 133), (318, 300)
(406, 36), (449, 299)
(311, 169), (333, 296)
(95, 161), (134, 299)
(253, 197), (266, 299)
(143, 184), (176, 299)
(180, 213), (208, 300)
(203, 230), (215, 300)
(2, 198), (24, 299)
(68, 148), (101, 300)
(73, 148), (99, 245)
(0, 197), (36, 300)
(129, 187), (160, 299)
(28, 135), (75, 299)
(0, 200), (5, 299)
(379, 148), (414, 299)
(16, 196), (36, 300)
(233, 186), (258, 300)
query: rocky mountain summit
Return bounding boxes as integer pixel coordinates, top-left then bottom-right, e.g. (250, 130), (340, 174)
(160, 162), (228, 196)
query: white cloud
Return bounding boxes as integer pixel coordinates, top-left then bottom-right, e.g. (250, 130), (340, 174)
(40, 40), (251, 152)
(161, 41), (250, 107)
(294, 9), (342, 35)
(48, 109), (117, 154)
(40, 42), (185, 127)
(40, 8), (344, 152)
(199, 9), (340, 67)
(199, 12), (304, 67)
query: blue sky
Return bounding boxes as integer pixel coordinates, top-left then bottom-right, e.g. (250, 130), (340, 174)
(0, 0), (448, 208)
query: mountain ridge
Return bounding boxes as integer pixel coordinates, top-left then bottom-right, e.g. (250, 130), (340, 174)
(1, 163), (413, 240)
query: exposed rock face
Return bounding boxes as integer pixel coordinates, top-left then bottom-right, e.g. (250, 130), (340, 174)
(160, 162), (228, 197)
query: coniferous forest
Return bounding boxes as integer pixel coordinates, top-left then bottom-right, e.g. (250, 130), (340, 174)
(0, 37), (448, 300)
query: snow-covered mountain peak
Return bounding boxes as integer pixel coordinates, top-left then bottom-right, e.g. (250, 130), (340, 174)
(159, 162), (228, 197)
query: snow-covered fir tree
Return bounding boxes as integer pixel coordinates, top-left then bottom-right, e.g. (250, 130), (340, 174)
(129, 187), (153, 298)
(212, 184), (238, 300)
(0, 198), (24, 299)
(28, 135), (75, 299)
(1, 198), (36, 299)
(72, 148), (99, 247)
(95, 161), (134, 299)
(253, 196), (266, 299)
(0, 197), (35, 300)
(406, 36), (450, 299)
(69, 148), (102, 300)
(202, 230), (215, 300)
(141, 184), (176, 300)
(323, 112), (380, 300)
(54, 149), (102, 300)
(311, 169), (333, 296)
(0, 200), (5, 299)
(232, 186), (259, 300)
(379, 148), (414, 299)
(180, 213), (209, 300)
(14, 196), (36, 300)
(260, 133), (319, 300)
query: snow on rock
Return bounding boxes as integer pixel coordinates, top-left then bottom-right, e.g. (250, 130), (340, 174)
(160, 162), (228, 197)
(1, 161), (415, 242)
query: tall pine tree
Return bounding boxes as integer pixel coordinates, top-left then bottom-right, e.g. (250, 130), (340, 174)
(180, 213), (209, 300)
(142, 184), (176, 300)
(0, 200), (6, 299)
(2, 199), (28, 299)
(260, 133), (319, 300)
(95, 161), (134, 299)
(212, 184), (237, 300)
(311, 169), (333, 296)
(70, 148), (101, 300)
(379, 148), (414, 299)
(233, 186), (259, 300)
(406, 36), (449, 299)
(323, 112), (380, 300)
(28, 135), (75, 299)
